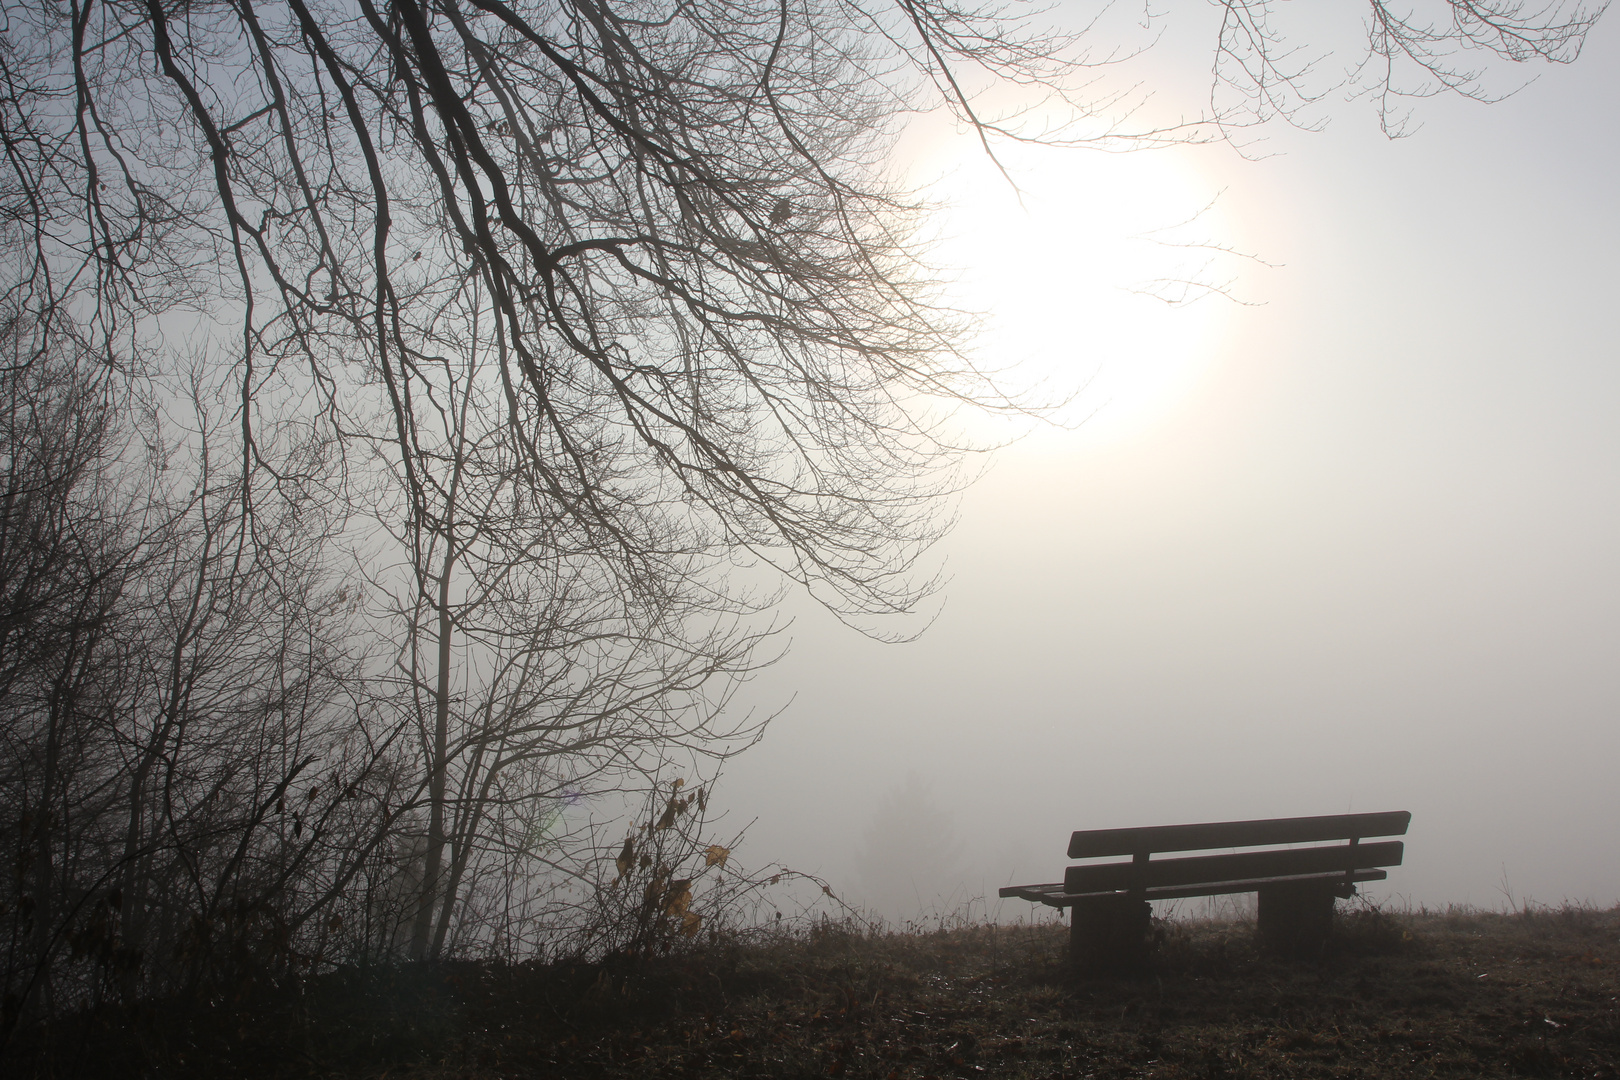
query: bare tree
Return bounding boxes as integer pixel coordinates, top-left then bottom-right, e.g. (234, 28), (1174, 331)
(1205, 0), (1603, 136)
(6, 0), (1597, 612)
(0, 343), (385, 1035)
(371, 317), (774, 960)
(0, 340), (146, 1023)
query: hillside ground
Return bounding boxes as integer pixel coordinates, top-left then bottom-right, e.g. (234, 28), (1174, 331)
(9, 904), (1620, 1078)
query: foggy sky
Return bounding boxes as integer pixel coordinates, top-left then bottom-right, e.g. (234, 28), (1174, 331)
(714, 14), (1620, 923)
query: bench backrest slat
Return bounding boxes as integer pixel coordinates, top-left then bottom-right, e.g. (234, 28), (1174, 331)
(1067, 810), (1410, 860)
(1063, 840), (1404, 894)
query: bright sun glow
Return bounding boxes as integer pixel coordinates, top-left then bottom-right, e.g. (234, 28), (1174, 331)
(896, 119), (1236, 445)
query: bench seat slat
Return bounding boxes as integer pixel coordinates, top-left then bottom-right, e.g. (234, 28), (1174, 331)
(1062, 840), (1403, 894)
(1136, 868), (1388, 902)
(999, 868), (1389, 908)
(1068, 811), (1410, 859)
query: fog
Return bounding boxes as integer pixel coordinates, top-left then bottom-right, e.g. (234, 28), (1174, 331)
(714, 17), (1620, 923)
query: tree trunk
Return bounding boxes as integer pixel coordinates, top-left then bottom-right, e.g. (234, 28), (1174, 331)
(409, 557), (454, 961)
(24, 669), (69, 1018)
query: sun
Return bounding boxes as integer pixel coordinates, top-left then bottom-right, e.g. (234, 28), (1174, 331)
(898, 124), (1236, 445)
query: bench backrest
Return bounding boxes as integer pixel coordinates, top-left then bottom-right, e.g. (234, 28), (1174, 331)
(1067, 810), (1410, 859)
(1062, 811), (1410, 897)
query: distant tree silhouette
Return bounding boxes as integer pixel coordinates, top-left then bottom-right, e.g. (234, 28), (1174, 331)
(855, 774), (966, 923)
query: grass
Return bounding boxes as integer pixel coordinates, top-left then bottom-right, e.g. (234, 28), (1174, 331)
(9, 903), (1620, 1078)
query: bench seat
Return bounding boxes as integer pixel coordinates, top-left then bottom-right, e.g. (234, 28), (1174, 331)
(1001, 867), (1388, 907)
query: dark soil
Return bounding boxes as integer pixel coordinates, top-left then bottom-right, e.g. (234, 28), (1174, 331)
(10, 905), (1620, 1078)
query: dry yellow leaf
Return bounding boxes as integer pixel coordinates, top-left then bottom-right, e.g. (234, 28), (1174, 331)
(680, 912), (702, 938)
(664, 880), (692, 917)
(704, 845), (730, 868)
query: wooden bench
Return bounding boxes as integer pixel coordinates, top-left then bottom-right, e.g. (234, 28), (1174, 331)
(1000, 810), (1411, 971)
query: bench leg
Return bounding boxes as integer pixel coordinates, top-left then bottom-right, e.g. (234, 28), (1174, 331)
(1256, 883), (1336, 959)
(1070, 896), (1152, 975)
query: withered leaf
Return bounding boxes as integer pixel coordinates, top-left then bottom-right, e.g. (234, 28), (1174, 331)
(644, 866), (670, 906)
(704, 844), (730, 868)
(656, 795), (689, 830)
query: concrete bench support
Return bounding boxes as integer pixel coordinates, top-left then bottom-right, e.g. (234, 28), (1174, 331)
(1257, 882), (1337, 958)
(1071, 895), (1153, 974)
